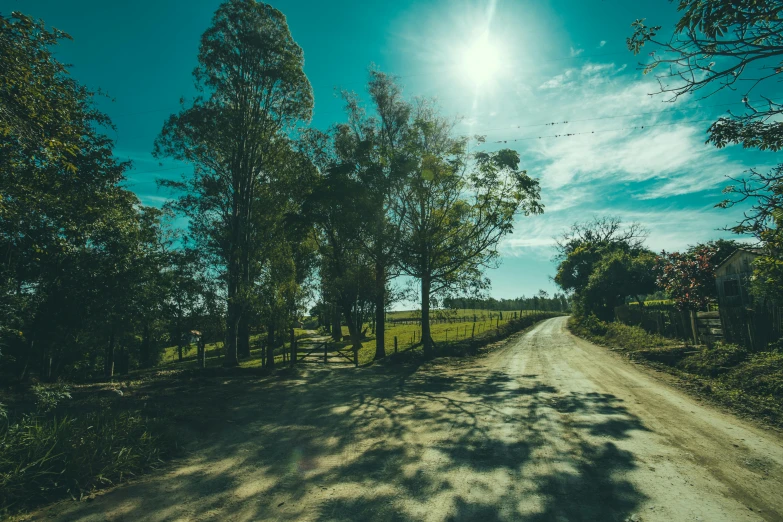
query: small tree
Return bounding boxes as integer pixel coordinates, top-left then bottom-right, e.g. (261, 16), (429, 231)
(397, 105), (543, 357)
(656, 241), (739, 310)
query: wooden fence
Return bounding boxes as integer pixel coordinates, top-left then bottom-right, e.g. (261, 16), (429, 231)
(387, 310), (538, 326)
(615, 302), (782, 350)
(614, 304), (695, 341)
(719, 303), (782, 351)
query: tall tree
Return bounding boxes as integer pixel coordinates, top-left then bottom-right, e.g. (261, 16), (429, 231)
(0, 12), (164, 381)
(323, 71), (415, 360)
(397, 104), (543, 357)
(154, 0), (313, 366)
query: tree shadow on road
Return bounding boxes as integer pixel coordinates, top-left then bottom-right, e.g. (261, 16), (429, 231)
(47, 359), (651, 522)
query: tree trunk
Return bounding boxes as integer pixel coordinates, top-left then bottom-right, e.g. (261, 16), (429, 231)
(224, 260), (239, 366)
(266, 322), (275, 368)
(331, 303), (342, 341)
(104, 330), (116, 378)
(374, 261), (386, 360)
(422, 275), (433, 358)
(175, 321), (183, 362)
(343, 306), (363, 353)
(290, 326), (296, 367)
(238, 315), (250, 359)
(140, 323), (151, 369)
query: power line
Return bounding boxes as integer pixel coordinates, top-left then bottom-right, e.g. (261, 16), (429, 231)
(484, 118), (716, 145)
(468, 98), (758, 134)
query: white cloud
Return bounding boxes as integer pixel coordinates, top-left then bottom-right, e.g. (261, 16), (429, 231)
(599, 40), (606, 47)
(570, 46), (584, 57)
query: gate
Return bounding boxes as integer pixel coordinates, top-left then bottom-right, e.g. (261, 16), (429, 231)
(295, 341), (357, 367)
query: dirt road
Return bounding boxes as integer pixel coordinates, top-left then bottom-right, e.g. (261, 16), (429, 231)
(43, 317), (783, 521)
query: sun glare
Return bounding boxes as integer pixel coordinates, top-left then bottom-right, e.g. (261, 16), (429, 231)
(457, 33), (505, 87)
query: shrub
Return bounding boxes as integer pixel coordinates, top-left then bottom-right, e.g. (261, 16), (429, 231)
(721, 353), (783, 400)
(679, 343), (749, 378)
(0, 408), (177, 514)
(31, 382), (72, 412)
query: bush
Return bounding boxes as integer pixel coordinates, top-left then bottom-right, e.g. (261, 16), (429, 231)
(0, 408), (177, 514)
(31, 382), (72, 412)
(721, 352), (783, 400)
(679, 343), (749, 378)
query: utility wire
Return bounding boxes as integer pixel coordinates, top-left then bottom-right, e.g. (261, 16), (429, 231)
(483, 118), (716, 145)
(468, 98), (766, 134)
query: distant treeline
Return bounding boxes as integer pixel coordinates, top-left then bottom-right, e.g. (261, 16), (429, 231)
(443, 292), (571, 312)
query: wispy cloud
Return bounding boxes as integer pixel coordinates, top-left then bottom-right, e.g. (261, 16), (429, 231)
(599, 40), (606, 47)
(570, 46), (584, 57)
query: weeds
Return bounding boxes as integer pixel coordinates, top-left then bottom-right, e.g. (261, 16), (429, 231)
(0, 401), (178, 515)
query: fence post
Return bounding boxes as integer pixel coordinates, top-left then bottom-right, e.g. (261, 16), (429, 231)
(394, 336), (398, 354)
(324, 342), (328, 364)
(472, 323), (475, 338)
(290, 330), (296, 367)
(690, 310), (698, 345)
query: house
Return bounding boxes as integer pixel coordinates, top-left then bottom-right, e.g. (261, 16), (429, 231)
(714, 248), (761, 308)
(187, 330), (202, 345)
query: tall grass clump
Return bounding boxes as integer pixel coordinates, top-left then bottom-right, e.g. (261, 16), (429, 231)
(0, 388), (178, 515)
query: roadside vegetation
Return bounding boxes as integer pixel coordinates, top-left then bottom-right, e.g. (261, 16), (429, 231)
(569, 315), (783, 428)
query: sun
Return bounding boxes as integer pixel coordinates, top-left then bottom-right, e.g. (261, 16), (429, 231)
(457, 33), (505, 87)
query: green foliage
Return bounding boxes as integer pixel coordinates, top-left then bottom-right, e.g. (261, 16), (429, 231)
(31, 383), (72, 413)
(720, 352), (783, 400)
(752, 214), (783, 302)
(0, 10), (182, 382)
(679, 343), (749, 377)
(570, 314), (676, 352)
(555, 218), (657, 321)
(0, 409), (176, 513)
(656, 240), (740, 310)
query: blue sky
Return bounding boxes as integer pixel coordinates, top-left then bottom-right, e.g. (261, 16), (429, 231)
(5, 0), (771, 301)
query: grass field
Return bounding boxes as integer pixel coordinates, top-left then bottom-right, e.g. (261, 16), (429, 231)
(153, 309), (549, 370)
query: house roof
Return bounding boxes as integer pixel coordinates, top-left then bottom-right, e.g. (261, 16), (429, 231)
(714, 247), (761, 272)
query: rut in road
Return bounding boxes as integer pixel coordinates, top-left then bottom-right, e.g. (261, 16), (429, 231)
(42, 316), (783, 522)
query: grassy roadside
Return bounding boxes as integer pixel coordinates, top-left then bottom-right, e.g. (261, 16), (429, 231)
(0, 383), (184, 518)
(568, 315), (783, 429)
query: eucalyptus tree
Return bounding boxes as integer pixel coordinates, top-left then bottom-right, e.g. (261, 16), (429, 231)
(319, 71), (414, 359)
(154, 0), (313, 366)
(300, 129), (376, 353)
(396, 105), (543, 357)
